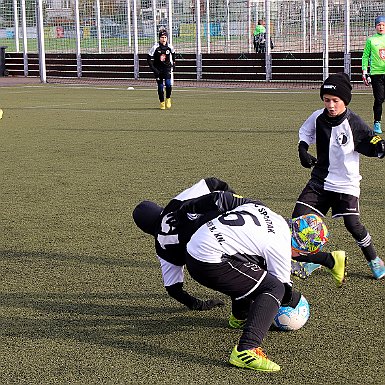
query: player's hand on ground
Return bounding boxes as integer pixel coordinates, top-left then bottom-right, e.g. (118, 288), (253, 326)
(197, 299), (225, 311)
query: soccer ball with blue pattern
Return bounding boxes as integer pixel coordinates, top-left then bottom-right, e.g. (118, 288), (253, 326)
(273, 295), (310, 331)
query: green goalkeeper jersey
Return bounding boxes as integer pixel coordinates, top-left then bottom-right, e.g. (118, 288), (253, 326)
(362, 33), (385, 75)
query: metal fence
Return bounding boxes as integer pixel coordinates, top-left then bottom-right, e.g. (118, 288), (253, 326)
(0, 0), (384, 80)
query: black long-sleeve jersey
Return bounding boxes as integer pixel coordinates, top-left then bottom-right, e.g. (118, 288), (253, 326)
(147, 42), (175, 74)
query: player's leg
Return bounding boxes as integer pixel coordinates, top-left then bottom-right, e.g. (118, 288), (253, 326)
(229, 273), (284, 372)
(292, 184), (346, 286)
(186, 255), (281, 372)
(343, 214), (385, 280)
(371, 74), (384, 133)
(165, 76), (172, 109)
(157, 78), (165, 109)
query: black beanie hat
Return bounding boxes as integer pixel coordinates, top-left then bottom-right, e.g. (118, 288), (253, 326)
(320, 72), (352, 105)
(159, 29), (168, 39)
(133, 200), (163, 235)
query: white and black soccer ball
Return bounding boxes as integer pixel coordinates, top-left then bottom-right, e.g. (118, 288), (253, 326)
(273, 295), (310, 331)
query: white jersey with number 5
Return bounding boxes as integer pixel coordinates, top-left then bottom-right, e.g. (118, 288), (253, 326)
(187, 202), (292, 284)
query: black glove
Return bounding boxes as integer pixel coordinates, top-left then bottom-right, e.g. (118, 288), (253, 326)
(281, 284), (301, 308)
(376, 140), (385, 159)
(194, 299), (225, 311)
(165, 210), (183, 227)
(153, 69), (160, 78)
(298, 141), (317, 168)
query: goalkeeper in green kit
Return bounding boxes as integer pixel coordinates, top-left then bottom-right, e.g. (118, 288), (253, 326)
(362, 15), (385, 134)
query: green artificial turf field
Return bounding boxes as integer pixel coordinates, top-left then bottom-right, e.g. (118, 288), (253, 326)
(0, 83), (384, 385)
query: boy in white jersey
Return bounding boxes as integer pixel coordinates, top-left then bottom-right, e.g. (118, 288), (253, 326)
(291, 72), (385, 282)
(167, 191), (329, 372)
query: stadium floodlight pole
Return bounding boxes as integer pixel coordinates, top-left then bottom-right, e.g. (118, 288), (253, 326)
(196, 0), (202, 80)
(168, 0), (173, 46)
(344, 0), (351, 78)
(36, 0), (46, 83)
(74, 0), (82, 78)
(21, 0), (28, 76)
(265, 0), (272, 81)
(96, 0), (102, 54)
(133, 0), (139, 79)
(322, 0), (329, 80)
(206, 0), (211, 53)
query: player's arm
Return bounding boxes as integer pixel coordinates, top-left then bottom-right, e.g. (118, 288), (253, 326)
(167, 191), (259, 226)
(352, 116), (385, 158)
(355, 135), (385, 159)
(204, 177), (235, 193)
(147, 45), (159, 77)
(361, 39), (372, 86)
(298, 110), (321, 168)
(159, 257), (224, 310)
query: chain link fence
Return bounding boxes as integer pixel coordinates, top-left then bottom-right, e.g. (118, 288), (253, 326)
(0, 0), (384, 81)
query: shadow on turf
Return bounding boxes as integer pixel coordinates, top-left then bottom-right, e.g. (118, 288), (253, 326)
(0, 291), (229, 367)
(0, 249), (154, 269)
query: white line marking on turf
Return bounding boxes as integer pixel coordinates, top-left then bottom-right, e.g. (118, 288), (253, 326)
(24, 103), (88, 108)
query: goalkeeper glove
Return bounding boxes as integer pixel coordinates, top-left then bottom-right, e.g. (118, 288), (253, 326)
(362, 71), (371, 86)
(298, 141), (317, 168)
(192, 298), (225, 311)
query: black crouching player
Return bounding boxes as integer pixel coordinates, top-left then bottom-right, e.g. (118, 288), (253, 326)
(132, 177), (234, 311)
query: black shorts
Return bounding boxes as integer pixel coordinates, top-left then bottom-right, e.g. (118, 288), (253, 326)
(186, 253), (272, 301)
(295, 180), (359, 218)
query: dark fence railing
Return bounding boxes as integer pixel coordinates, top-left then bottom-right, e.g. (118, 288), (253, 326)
(4, 51), (364, 83)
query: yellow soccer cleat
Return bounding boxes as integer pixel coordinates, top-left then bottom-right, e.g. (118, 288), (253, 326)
(0, 108), (3, 119)
(160, 101), (166, 110)
(229, 345), (280, 372)
(165, 98), (172, 109)
(328, 251), (347, 287)
(228, 313), (246, 329)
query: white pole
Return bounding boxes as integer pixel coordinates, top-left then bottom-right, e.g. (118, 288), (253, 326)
(344, 0), (351, 77)
(226, 0), (230, 45)
(196, 0), (202, 80)
(248, 0), (251, 53)
(36, 0), (46, 83)
(133, 0), (139, 79)
(265, 0), (272, 81)
(323, 0), (329, 80)
(13, 0), (19, 53)
(302, 0), (306, 52)
(126, 0), (132, 48)
(206, 0), (210, 53)
(309, 0), (313, 52)
(21, 0), (28, 75)
(96, 0), (102, 54)
(153, 0), (157, 43)
(74, 0), (82, 77)
(168, 0), (173, 46)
